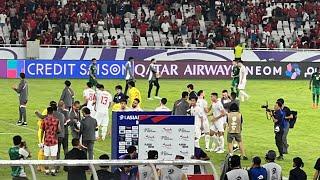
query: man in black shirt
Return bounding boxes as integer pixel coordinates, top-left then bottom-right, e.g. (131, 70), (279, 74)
(64, 138), (88, 180)
(269, 101), (284, 160)
(277, 98), (293, 154)
(91, 154), (117, 180)
(187, 84), (197, 98)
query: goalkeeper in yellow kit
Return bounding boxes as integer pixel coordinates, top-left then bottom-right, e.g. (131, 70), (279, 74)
(128, 81), (142, 108)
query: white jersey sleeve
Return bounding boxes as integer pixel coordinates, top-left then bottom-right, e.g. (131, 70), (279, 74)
(83, 88), (96, 108)
(96, 91), (112, 113)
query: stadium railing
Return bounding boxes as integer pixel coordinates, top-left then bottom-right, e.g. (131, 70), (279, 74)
(1, 44), (320, 51)
(0, 159), (218, 180)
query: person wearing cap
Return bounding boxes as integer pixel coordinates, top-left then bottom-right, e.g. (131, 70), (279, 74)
(277, 98), (293, 154)
(263, 150), (282, 180)
(89, 58), (98, 87)
(289, 157), (307, 180)
(124, 57), (135, 95)
(248, 156), (267, 180)
(225, 155), (249, 180)
(268, 101), (285, 160)
(138, 150), (158, 180)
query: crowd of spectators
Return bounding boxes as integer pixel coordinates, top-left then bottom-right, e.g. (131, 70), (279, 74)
(1, 0), (320, 49)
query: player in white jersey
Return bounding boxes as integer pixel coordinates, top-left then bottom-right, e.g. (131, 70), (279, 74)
(83, 82), (96, 117)
(263, 150), (282, 180)
(154, 98), (171, 111)
(238, 60), (249, 102)
(190, 96), (206, 148)
(208, 92), (226, 153)
(94, 84), (112, 140)
(196, 90), (211, 151)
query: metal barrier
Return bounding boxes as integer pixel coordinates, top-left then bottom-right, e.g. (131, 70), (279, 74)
(0, 159), (218, 180)
(1, 43), (320, 51)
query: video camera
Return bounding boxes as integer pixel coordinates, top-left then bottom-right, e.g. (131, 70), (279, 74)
(261, 101), (274, 120)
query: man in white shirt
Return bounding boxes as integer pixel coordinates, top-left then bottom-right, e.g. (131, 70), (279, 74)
(147, 58), (161, 100)
(238, 60), (249, 102)
(196, 90), (211, 151)
(155, 98), (171, 111)
(190, 96), (204, 147)
(130, 98), (143, 111)
(161, 20), (170, 37)
(209, 92), (226, 153)
(0, 12), (7, 32)
(83, 82), (96, 117)
(263, 150), (282, 180)
(124, 57), (135, 95)
(94, 84), (112, 140)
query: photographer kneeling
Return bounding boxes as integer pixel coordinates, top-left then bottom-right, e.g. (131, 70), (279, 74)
(268, 101), (285, 160)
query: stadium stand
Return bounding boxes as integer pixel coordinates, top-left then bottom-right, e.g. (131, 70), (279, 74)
(0, 0), (319, 49)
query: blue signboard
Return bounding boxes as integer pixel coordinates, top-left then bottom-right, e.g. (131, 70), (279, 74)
(24, 60), (126, 79)
(111, 111), (171, 159)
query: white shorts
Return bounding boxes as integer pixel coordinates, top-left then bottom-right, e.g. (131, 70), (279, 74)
(195, 118), (210, 134)
(44, 144), (58, 157)
(95, 112), (109, 126)
(210, 119), (224, 132)
(238, 80), (247, 90)
(87, 105), (96, 117)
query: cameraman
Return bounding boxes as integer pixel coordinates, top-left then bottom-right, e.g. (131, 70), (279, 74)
(277, 98), (293, 154)
(8, 135), (30, 180)
(268, 101), (285, 160)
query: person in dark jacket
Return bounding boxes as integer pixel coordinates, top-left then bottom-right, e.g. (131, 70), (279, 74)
(172, 91), (189, 115)
(12, 73), (28, 126)
(64, 138), (88, 180)
(80, 107), (97, 160)
(91, 154), (118, 180)
(289, 157), (307, 180)
(60, 80), (75, 110)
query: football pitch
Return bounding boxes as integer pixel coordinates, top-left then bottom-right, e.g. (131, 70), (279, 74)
(0, 79), (319, 179)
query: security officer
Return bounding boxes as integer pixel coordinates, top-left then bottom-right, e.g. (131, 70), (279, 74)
(234, 43), (244, 61)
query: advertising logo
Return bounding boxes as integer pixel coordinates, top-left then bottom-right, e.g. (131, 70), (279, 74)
(144, 135), (155, 141)
(162, 143), (173, 149)
(162, 127), (173, 133)
(144, 128), (156, 133)
(161, 151), (173, 156)
(161, 135), (173, 141)
(119, 115), (139, 120)
(6, 60), (25, 78)
(285, 63), (301, 79)
(178, 128), (191, 133)
(179, 135), (190, 141)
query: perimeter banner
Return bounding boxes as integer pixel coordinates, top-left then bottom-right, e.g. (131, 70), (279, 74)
(134, 61), (320, 80)
(1, 59), (319, 79)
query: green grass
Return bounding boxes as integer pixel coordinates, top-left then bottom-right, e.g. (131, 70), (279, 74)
(0, 79), (319, 179)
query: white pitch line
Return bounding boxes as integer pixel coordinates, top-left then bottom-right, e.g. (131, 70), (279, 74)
(0, 120), (110, 154)
(0, 132), (34, 135)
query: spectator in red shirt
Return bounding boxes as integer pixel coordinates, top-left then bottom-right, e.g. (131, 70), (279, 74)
(171, 21), (178, 37)
(195, 4), (202, 20)
(139, 21), (148, 37)
(41, 107), (61, 176)
(268, 40), (277, 49)
(78, 36), (85, 46)
(155, 3), (164, 16)
(198, 31), (206, 44)
(111, 36), (117, 46)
